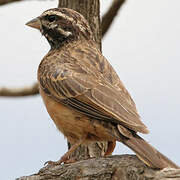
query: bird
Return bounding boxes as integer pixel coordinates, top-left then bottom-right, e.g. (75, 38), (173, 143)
(26, 8), (178, 169)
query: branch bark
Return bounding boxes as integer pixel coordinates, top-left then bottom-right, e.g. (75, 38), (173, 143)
(16, 155), (180, 180)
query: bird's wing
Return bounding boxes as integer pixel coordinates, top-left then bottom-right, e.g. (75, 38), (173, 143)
(38, 44), (148, 134)
(39, 62), (148, 134)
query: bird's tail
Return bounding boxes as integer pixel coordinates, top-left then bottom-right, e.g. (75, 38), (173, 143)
(122, 133), (179, 169)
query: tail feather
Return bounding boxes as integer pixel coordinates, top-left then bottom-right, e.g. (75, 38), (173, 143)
(122, 134), (179, 169)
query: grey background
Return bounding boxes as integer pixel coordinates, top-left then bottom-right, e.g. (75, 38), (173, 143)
(0, 0), (179, 179)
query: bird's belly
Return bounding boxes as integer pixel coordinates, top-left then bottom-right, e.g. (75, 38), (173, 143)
(39, 88), (116, 143)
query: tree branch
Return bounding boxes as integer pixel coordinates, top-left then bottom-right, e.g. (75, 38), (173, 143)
(102, 0), (126, 37)
(16, 155), (180, 180)
(0, 83), (39, 97)
(0, 0), (22, 6)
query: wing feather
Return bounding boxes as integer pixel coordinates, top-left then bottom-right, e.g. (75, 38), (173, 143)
(38, 42), (148, 134)
(39, 66), (148, 133)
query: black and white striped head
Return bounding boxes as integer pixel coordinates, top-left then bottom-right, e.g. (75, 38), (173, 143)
(26, 8), (93, 48)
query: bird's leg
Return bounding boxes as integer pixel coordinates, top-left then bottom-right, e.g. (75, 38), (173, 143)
(105, 141), (116, 156)
(44, 136), (86, 166)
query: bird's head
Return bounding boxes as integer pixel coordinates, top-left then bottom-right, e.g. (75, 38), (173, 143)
(26, 8), (93, 49)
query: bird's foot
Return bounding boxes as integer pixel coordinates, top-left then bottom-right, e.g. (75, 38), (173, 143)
(44, 138), (86, 166)
(44, 156), (76, 166)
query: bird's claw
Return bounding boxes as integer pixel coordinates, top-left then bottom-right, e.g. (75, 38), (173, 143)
(44, 156), (77, 166)
(44, 160), (62, 166)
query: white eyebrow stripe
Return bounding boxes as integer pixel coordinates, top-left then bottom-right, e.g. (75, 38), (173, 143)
(43, 10), (74, 23)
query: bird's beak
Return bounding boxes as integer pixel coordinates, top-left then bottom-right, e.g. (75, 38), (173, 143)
(26, 17), (41, 30)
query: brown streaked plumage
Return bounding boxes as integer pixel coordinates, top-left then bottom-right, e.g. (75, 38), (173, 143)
(26, 8), (178, 169)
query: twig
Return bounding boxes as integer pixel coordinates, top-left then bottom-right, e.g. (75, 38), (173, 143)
(0, 83), (39, 97)
(0, 0), (22, 6)
(102, 0), (126, 37)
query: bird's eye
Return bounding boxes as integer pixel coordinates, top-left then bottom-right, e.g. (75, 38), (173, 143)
(48, 15), (57, 22)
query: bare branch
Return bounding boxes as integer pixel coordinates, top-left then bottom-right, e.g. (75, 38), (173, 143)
(16, 155), (180, 180)
(102, 0), (126, 37)
(0, 83), (39, 97)
(0, 0), (22, 6)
